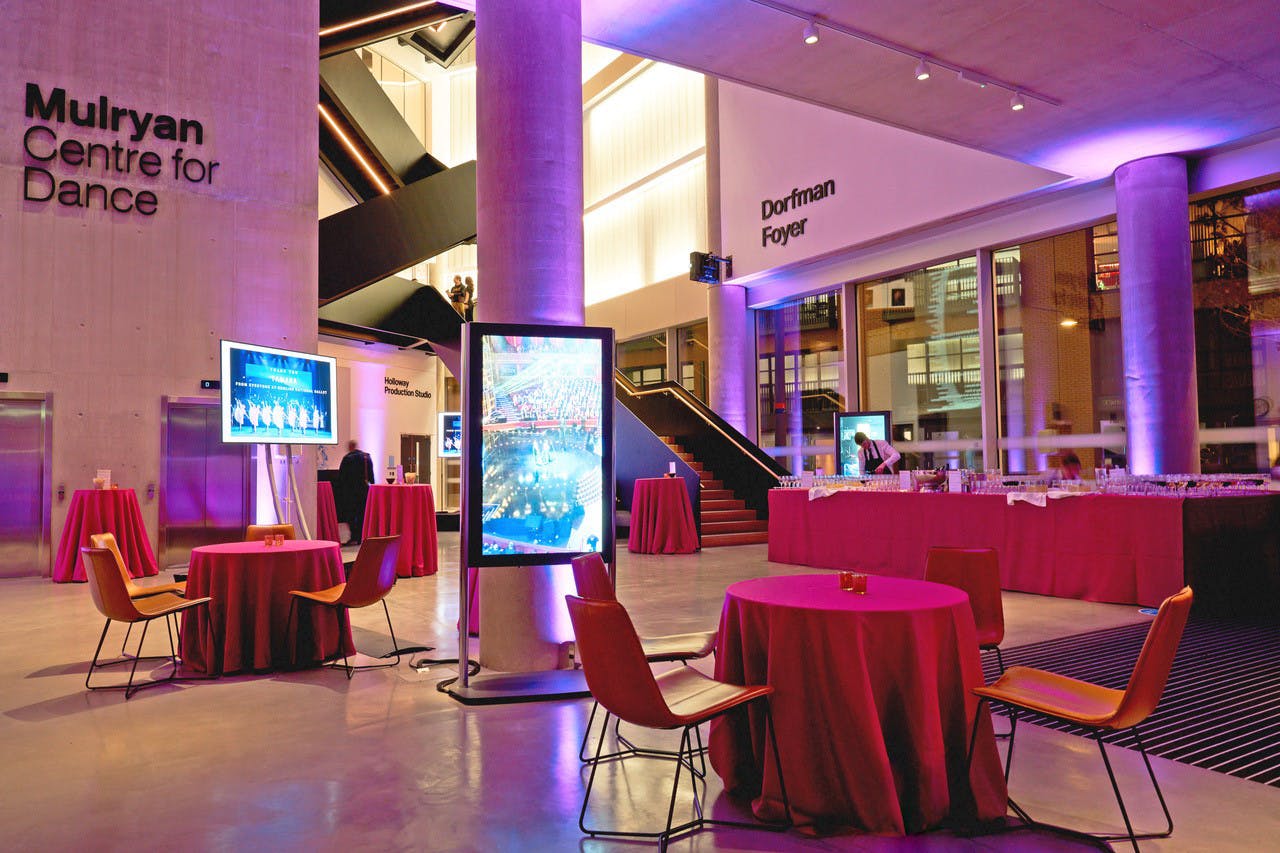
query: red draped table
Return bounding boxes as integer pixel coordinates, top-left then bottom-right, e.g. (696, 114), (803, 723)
(363, 484), (438, 577)
(768, 489), (1192, 607)
(180, 540), (354, 674)
(627, 476), (699, 554)
(315, 481), (340, 543)
(53, 488), (158, 583)
(710, 573), (1006, 835)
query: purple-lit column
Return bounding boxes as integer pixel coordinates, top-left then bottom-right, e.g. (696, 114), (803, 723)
(708, 283), (750, 433)
(1115, 154), (1199, 474)
(474, 0), (583, 672)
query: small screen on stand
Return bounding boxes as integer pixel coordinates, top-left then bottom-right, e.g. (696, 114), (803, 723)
(835, 410), (891, 476)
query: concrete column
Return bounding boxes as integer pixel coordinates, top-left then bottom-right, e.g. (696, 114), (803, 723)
(708, 283), (750, 433)
(1115, 155), (1198, 474)
(474, 0), (583, 672)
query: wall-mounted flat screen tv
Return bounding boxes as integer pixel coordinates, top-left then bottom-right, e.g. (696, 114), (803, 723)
(463, 322), (615, 567)
(438, 411), (462, 458)
(220, 340), (337, 445)
(835, 410), (891, 475)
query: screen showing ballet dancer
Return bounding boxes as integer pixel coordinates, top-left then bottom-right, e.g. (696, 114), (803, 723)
(220, 340), (337, 445)
(463, 322), (615, 567)
(438, 411), (462, 458)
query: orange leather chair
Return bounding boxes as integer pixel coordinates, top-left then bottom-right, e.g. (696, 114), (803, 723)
(570, 553), (717, 764)
(91, 532), (188, 654)
(82, 547), (213, 699)
(287, 535), (401, 678)
(245, 523), (297, 542)
(969, 586), (1193, 852)
(566, 594), (791, 849)
(925, 546), (1005, 672)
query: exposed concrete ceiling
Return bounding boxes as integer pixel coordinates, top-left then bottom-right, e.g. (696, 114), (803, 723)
(576, 0), (1280, 179)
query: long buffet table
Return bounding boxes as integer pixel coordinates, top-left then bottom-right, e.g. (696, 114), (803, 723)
(768, 489), (1280, 617)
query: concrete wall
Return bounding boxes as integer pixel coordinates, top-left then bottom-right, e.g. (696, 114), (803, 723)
(318, 340), (439, 488)
(0, 2), (318, 570)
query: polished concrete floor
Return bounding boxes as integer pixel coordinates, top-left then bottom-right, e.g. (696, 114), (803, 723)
(3, 537), (1278, 851)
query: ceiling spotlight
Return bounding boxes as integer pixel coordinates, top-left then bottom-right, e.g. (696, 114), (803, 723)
(1010, 92), (1026, 111)
(914, 58), (931, 81)
(802, 20), (819, 45)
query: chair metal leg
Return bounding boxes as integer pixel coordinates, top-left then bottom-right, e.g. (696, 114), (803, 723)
(85, 620), (112, 690)
(1131, 728), (1174, 839)
(1004, 708), (1019, 781)
(764, 699), (794, 827)
(120, 622), (133, 657)
(381, 599), (401, 666)
(1096, 734), (1140, 852)
(578, 701), (602, 763)
(1094, 731), (1174, 850)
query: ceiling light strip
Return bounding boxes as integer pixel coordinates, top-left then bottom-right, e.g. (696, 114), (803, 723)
(318, 103), (392, 195)
(319, 1), (439, 38)
(744, 0), (1060, 107)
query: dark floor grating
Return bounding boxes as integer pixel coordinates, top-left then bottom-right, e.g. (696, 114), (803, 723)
(982, 617), (1280, 787)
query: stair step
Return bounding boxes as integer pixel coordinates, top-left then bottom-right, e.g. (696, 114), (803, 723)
(700, 479), (723, 490)
(700, 489), (734, 501)
(676, 452), (696, 462)
(687, 461), (704, 473)
(702, 509), (757, 522)
(702, 531), (770, 547)
(658, 435), (677, 445)
(702, 519), (768, 535)
(697, 470), (718, 481)
(703, 498), (745, 511)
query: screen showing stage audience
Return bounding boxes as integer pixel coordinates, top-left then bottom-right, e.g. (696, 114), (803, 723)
(477, 334), (605, 558)
(220, 340), (337, 445)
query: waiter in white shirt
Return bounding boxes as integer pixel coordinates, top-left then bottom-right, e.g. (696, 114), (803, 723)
(854, 432), (901, 474)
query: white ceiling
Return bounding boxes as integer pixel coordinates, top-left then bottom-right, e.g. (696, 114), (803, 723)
(578, 0), (1280, 179)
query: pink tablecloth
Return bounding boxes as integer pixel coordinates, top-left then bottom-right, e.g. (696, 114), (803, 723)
(768, 490), (1186, 606)
(363, 484), (438, 577)
(315, 481), (340, 542)
(53, 488), (158, 583)
(710, 574), (1006, 835)
(627, 477), (699, 554)
(180, 540), (354, 675)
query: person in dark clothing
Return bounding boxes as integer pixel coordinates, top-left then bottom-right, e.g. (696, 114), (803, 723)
(337, 439), (374, 544)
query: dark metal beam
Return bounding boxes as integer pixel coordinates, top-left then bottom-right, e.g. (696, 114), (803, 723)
(320, 52), (447, 186)
(319, 159), (477, 303)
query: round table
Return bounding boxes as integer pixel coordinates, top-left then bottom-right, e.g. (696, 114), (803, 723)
(627, 476), (699, 554)
(315, 481), (340, 543)
(363, 484), (439, 577)
(709, 573), (1007, 835)
(53, 488), (158, 583)
(180, 540), (354, 675)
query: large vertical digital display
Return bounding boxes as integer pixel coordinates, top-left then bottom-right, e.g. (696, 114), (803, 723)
(220, 340), (337, 445)
(835, 410), (891, 475)
(463, 323), (615, 567)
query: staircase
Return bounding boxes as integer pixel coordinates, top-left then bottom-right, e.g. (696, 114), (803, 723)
(661, 437), (769, 547)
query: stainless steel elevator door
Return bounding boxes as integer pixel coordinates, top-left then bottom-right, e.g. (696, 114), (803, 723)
(0, 395), (51, 578)
(161, 400), (251, 569)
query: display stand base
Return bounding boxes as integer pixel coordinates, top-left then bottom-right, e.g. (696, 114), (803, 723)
(444, 669), (588, 705)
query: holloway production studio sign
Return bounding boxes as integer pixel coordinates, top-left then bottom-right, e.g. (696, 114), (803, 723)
(20, 82), (219, 217)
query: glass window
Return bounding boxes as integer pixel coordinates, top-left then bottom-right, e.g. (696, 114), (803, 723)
(616, 333), (667, 387)
(677, 321), (708, 402)
(755, 292), (844, 470)
(994, 233), (1125, 474)
(1191, 180), (1280, 472)
(860, 258), (981, 469)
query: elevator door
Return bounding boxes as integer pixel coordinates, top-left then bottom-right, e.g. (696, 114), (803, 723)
(0, 394), (52, 578)
(161, 399), (251, 569)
